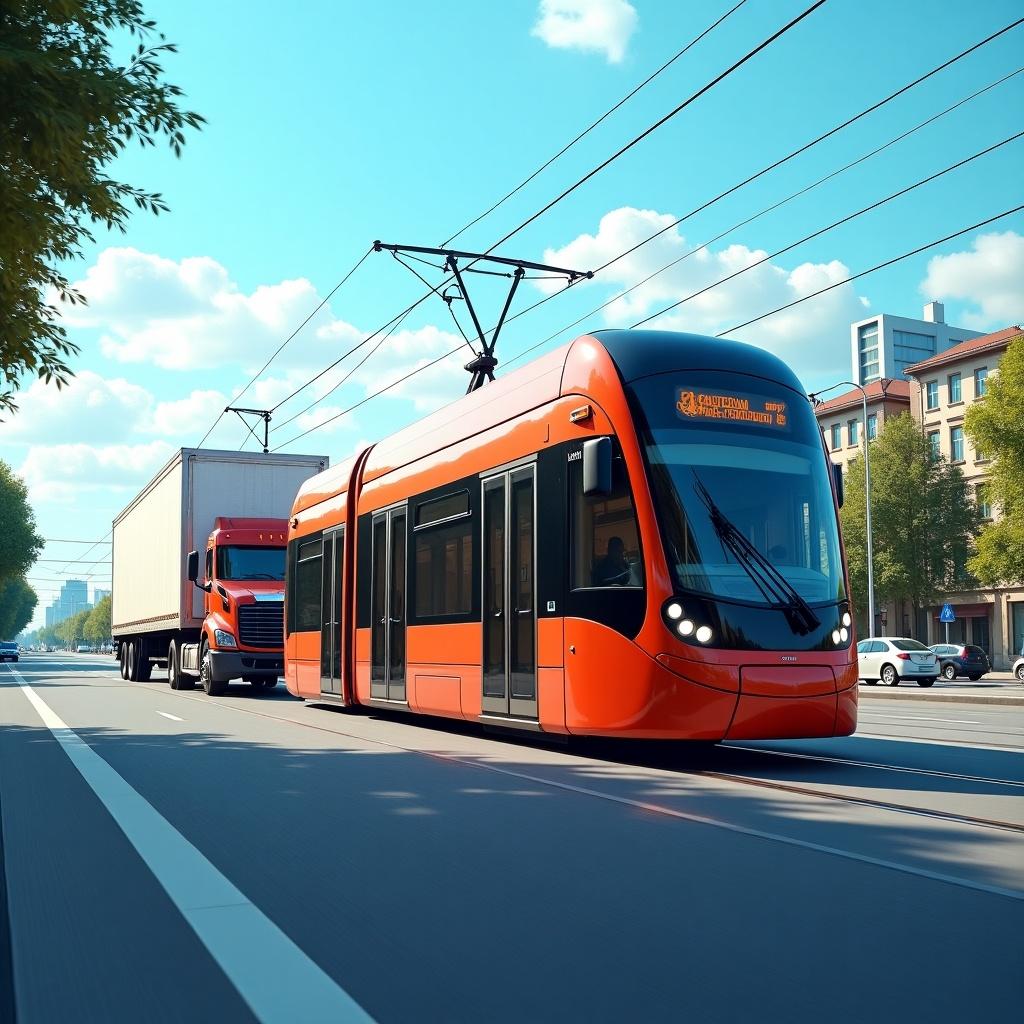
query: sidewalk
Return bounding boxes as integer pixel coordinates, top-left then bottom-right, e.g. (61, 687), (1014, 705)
(858, 671), (1024, 706)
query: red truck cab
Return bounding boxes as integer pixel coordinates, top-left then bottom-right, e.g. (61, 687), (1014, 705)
(184, 516), (287, 694)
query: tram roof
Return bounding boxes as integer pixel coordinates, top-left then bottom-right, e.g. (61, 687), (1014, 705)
(293, 330), (805, 513)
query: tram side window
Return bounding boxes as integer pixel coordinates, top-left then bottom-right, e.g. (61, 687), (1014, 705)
(290, 536), (322, 632)
(414, 498), (473, 618)
(570, 454), (643, 589)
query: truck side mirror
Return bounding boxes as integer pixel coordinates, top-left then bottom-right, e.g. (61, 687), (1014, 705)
(187, 550), (210, 591)
(832, 462), (844, 508)
(583, 437), (612, 496)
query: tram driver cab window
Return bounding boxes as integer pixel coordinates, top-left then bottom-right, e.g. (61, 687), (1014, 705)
(570, 447), (643, 590)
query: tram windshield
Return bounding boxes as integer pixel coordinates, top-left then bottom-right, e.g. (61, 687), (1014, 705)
(629, 370), (846, 610)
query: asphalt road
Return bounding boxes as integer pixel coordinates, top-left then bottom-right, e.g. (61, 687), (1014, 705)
(2, 653), (1022, 1023)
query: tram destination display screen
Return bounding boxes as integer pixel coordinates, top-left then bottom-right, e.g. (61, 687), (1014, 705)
(675, 387), (790, 430)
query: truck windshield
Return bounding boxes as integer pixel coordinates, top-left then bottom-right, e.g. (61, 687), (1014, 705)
(628, 369), (846, 610)
(217, 546), (286, 581)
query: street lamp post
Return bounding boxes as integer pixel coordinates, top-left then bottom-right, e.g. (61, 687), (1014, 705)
(809, 380), (876, 639)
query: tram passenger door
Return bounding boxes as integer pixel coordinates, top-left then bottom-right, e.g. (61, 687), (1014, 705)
(482, 466), (537, 718)
(320, 526), (344, 696)
(371, 507), (407, 701)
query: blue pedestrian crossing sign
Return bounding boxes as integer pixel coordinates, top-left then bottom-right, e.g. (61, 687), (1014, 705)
(940, 603), (956, 623)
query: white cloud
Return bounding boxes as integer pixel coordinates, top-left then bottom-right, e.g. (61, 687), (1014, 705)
(59, 247), (348, 372)
(532, 0), (637, 63)
(538, 206), (867, 376)
(920, 231), (1024, 330)
(19, 441), (175, 504)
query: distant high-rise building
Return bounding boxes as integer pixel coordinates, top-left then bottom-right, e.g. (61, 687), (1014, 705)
(48, 580), (90, 626)
(93, 588), (111, 604)
(851, 302), (981, 385)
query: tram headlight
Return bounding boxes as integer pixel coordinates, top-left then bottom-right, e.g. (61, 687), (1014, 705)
(695, 625), (713, 644)
(831, 629), (842, 645)
(666, 602), (683, 621)
(840, 627), (849, 643)
(842, 611), (852, 628)
(677, 619), (694, 637)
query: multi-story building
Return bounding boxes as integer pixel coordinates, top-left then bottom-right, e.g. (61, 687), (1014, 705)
(45, 580), (91, 628)
(815, 321), (1024, 671)
(92, 589), (111, 604)
(812, 378), (910, 475)
(903, 325), (1024, 668)
(851, 301), (981, 386)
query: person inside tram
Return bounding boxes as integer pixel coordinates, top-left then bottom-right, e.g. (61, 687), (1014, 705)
(592, 535), (632, 586)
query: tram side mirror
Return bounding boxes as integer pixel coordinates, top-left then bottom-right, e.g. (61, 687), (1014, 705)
(583, 436), (612, 496)
(832, 462), (844, 508)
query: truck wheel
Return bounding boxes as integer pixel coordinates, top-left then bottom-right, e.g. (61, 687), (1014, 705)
(200, 642), (226, 697)
(168, 641), (195, 691)
(126, 641), (138, 681)
(119, 644), (129, 680)
(263, 678), (278, 690)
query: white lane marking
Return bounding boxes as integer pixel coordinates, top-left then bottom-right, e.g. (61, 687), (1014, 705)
(157, 711), (184, 722)
(861, 713), (982, 725)
(6, 666), (373, 1024)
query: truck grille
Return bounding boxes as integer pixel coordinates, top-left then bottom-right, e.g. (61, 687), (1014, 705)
(238, 603), (283, 648)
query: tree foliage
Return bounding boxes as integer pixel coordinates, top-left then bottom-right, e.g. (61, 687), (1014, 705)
(0, 575), (36, 637)
(840, 412), (981, 631)
(84, 593), (111, 643)
(964, 335), (1024, 585)
(0, 459), (43, 581)
(0, 1), (204, 416)
(56, 606), (91, 645)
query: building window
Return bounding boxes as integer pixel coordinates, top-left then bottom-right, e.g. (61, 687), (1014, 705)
(848, 418), (859, 446)
(948, 372), (961, 403)
(975, 366), (988, 397)
(893, 330), (937, 375)
(950, 425), (964, 462)
(975, 445), (987, 462)
(866, 413), (877, 440)
(858, 322), (879, 383)
(976, 484), (991, 519)
(571, 455), (643, 589)
(830, 424), (842, 450)
(925, 380), (939, 410)
(928, 431), (940, 462)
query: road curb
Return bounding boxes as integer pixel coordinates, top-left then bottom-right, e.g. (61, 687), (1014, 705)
(858, 688), (1024, 706)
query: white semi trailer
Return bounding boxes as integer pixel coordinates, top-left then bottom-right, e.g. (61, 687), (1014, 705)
(112, 448), (327, 692)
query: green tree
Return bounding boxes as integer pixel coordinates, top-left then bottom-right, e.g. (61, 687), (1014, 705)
(0, 459), (43, 581)
(0, 575), (37, 637)
(964, 334), (1024, 584)
(0, 1), (204, 416)
(84, 594), (111, 644)
(56, 607), (90, 647)
(840, 412), (981, 633)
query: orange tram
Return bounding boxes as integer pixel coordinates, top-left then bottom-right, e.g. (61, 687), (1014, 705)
(284, 330), (858, 740)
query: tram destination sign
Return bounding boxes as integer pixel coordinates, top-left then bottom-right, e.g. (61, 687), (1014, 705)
(675, 388), (789, 429)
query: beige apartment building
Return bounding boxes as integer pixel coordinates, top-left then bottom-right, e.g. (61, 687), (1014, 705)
(814, 323), (1024, 669)
(904, 325), (1024, 668)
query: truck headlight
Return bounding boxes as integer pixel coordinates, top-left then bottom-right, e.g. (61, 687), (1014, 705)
(214, 629), (237, 649)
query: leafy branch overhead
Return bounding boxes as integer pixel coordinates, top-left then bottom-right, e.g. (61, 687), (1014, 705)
(0, 0), (205, 417)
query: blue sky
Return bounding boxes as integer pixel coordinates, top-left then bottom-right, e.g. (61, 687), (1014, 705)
(6, 0), (1023, 628)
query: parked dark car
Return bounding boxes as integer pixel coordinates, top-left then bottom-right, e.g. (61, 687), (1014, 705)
(928, 643), (990, 681)
(0, 641), (19, 663)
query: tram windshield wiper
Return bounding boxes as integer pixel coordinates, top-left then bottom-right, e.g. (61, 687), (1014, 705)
(692, 475), (820, 635)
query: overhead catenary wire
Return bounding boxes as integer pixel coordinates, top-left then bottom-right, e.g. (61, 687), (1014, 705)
(266, 3), (829, 430)
(628, 130), (1024, 327)
(709, 204), (1024, 336)
(497, 66), (1024, 373)
(273, 202), (1024, 452)
(495, 24), (1024, 343)
(195, 246), (372, 448)
(440, 0), (752, 247)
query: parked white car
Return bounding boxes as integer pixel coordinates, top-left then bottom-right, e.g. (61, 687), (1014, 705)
(857, 637), (939, 687)
(1013, 652), (1024, 683)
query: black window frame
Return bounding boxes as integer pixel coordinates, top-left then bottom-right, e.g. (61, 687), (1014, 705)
(286, 531), (323, 636)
